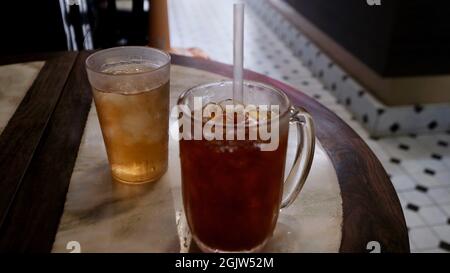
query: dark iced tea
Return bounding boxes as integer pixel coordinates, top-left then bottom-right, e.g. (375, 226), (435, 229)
(179, 109), (289, 252)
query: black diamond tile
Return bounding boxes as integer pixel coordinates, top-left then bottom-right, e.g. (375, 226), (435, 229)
(406, 203), (420, 212)
(398, 144), (410, 150)
(428, 121), (438, 130)
(302, 81), (309, 86)
(438, 140), (448, 147)
(358, 90), (365, 97)
(318, 70), (324, 78)
(328, 62), (334, 68)
(345, 98), (351, 106)
(439, 241), (450, 252)
(409, 133), (417, 138)
(331, 83), (336, 91)
(377, 108), (385, 115)
(274, 64), (280, 69)
(414, 105), (424, 113)
(370, 136), (380, 141)
(447, 218), (450, 225)
(424, 168), (436, 176)
(390, 158), (401, 164)
(390, 123), (400, 133)
(282, 76), (289, 81)
(292, 69), (298, 74)
(362, 114), (369, 123)
(313, 94), (321, 99)
(415, 185), (428, 193)
(342, 75), (348, 81)
(431, 154), (442, 160)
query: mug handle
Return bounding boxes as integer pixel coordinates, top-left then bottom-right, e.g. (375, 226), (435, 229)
(281, 106), (316, 208)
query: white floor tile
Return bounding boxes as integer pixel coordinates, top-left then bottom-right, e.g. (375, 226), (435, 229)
(391, 175), (416, 192)
(409, 236), (416, 251)
(417, 135), (450, 155)
(408, 170), (449, 188)
(443, 156), (450, 168)
(428, 188), (450, 204)
(401, 158), (448, 173)
(418, 206), (448, 225)
(400, 191), (434, 206)
(409, 227), (440, 249)
(403, 210), (426, 228)
(432, 225), (450, 242)
(414, 248), (448, 253)
(439, 203), (450, 216)
(380, 160), (406, 177)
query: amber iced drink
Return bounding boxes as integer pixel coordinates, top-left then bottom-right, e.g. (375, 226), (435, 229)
(86, 47), (170, 184)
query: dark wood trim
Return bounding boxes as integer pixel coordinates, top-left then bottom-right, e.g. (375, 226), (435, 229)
(171, 54), (410, 253)
(0, 52), (64, 66)
(0, 52), (78, 231)
(0, 52), (93, 252)
(268, 0), (450, 106)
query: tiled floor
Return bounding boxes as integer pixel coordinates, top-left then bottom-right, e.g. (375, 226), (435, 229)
(168, 0), (450, 253)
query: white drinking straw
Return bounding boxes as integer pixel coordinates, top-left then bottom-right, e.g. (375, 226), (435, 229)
(233, 3), (245, 103)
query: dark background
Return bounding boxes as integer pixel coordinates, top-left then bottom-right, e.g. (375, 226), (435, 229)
(284, 0), (450, 77)
(0, 0), (149, 56)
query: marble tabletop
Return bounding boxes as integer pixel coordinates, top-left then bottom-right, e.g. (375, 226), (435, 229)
(0, 61), (44, 134)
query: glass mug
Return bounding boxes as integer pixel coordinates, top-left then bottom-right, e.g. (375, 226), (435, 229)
(86, 46), (170, 184)
(178, 81), (315, 252)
